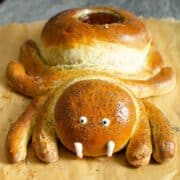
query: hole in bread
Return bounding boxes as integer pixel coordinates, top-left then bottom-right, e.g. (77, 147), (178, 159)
(79, 12), (124, 25)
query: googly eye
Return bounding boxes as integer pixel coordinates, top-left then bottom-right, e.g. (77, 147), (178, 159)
(101, 118), (110, 127)
(79, 116), (88, 124)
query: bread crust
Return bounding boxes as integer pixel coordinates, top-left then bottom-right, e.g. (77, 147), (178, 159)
(6, 96), (47, 163)
(143, 101), (177, 163)
(6, 40), (175, 98)
(55, 79), (139, 156)
(41, 6), (150, 49)
(125, 101), (152, 167)
(32, 92), (59, 163)
(4, 7), (177, 166)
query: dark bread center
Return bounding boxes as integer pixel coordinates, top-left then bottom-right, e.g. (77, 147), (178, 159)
(79, 12), (124, 25)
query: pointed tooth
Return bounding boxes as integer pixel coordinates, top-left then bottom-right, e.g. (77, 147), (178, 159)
(107, 140), (115, 157)
(74, 142), (83, 158)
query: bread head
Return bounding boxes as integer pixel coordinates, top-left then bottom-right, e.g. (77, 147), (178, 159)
(54, 78), (141, 156)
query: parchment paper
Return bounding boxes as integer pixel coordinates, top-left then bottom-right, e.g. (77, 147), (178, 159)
(0, 19), (179, 180)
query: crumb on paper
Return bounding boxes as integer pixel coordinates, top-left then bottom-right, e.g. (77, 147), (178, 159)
(173, 126), (180, 133)
(27, 169), (37, 178)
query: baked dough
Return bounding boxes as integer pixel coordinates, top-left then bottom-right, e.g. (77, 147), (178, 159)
(6, 41), (175, 98)
(40, 7), (154, 80)
(4, 7), (177, 167)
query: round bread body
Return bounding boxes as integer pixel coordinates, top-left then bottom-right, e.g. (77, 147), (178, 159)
(54, 79), (140, 157)
(40, 7), (152, 77)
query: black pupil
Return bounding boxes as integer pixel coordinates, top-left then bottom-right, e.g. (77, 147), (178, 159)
(103, 120), (107, 124)
(81, 119), (84, 123)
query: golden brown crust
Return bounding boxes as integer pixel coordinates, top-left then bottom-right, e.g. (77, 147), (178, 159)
(143, 100), (177, 163)
(4, 7), (177, 166)
(6, 96), (47, 163)
(6, 60), (175, 98)
(41, 6), (150, 49)
(20, 40), (163, 80)
(145, 43), (163, 72)
(32, 92), (59, 163)
(6, 39), (175, 98)
(19, 40), (46, 76)
(123, 67), (176, 98)
(6, 61), (50, 97)
(125, 101), (152, 167)
(55, 79), (138, 156)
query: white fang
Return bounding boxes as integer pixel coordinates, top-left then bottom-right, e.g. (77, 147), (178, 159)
(74, 142), (83, 158)
(107, 140), (115, 157)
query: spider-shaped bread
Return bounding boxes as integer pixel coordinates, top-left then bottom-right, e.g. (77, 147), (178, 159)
(6, 7), (176, 167)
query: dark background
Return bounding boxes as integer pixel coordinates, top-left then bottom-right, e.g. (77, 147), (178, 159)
(0, 0), (179, 24)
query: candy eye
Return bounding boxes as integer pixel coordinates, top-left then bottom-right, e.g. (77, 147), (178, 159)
(101, 118), (110, 127)
(79, 116), (88, 124)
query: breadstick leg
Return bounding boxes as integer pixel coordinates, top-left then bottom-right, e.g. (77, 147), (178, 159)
(32, 93), (59, 163)
(143, 100), (177, 163)
(19, 40), (47, 75)
(122, 67), (176, 98)
(6, 96), (47, 163)
(125, 102), (152, 167)
(6, 61), (50, 97)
